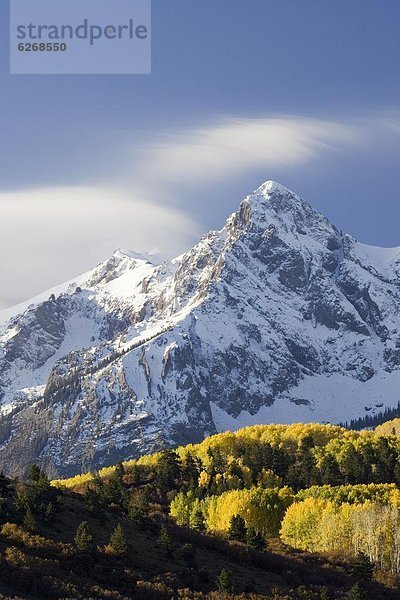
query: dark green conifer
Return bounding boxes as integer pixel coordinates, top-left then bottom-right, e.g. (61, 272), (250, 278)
(344, 583), (366, 600)
(157, 525), (173, 554)
(217, 568), (234, 593)
(23, 507), (37, 533)
(110, 523), (129, 556)
(228, 514), (247, 542)
(246, 527), (264, 550)
(349, 552), (374, 580)
(75, 520), (94, 552)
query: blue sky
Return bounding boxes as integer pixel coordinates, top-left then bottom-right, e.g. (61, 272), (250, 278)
(1, 0), (400, 308)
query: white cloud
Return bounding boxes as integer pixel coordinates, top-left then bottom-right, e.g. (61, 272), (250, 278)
(132, 116), (358, 188)
(0, 186), (199, 309)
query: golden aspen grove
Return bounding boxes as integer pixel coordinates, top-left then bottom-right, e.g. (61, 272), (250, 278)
(35, 420), (400, 597)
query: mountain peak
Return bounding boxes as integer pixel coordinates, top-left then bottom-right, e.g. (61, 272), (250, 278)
(228, 179), (323, 238)
(250, 180), (306, 213)
(113, 248), (155, 264)
(254, 180), (296, 197)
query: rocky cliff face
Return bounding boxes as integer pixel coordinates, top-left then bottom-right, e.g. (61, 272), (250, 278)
(1, 181), (400, 477)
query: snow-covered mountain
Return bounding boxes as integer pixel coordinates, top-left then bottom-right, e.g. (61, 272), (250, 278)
(1, 181), (400, 477)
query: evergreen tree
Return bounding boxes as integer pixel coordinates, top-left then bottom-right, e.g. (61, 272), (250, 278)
(110, 523), (128, 556)
(25, 464), (54, 516)
(182, 453), (200, 490)
(27, 464), (51, 496)
(349, 552), (374, 580)
(27, 464), (42, 483)
(84, 485), (103, 516)
(157, 526), (173, 554)
(0, 471), (11, 497)
(129, 463), (140, 486)
(127, 491), (150, 528)
(289, 436), (319, 489)
(246, 527), (264, 550)
(91, 472), (106, 503)
(115, 461), (125, 481)
(394, 460), (400, 486)
(344, 583), (366, 600)
(228, 514), (247, 542)
(319, 454), (342, 486)
(44, 501), (55, 522)
(75, 521), (94, 552)
(207, 448), (225, 473)
(338, 445), (363, 484)
(106, 467), (127, 506)
(23, 507), (37, 533)
(375, 437), (395, 483)
(191, 508), (205, 531)
(156, 450), (182, 493)
(217, 568), (234, 593)
(271, 446), (291, 480)
(181, 543), (196, 568)
(227, 460), (245, 489)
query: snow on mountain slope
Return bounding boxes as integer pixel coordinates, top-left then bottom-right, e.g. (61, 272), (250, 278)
(1, 180), (400, 477)
(0, 249), (157, 326)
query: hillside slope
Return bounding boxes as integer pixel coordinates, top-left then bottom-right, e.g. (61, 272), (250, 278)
(3, 422), (400, 599)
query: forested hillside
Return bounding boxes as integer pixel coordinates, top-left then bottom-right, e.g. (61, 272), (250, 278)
(1, 423), (400, 599)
